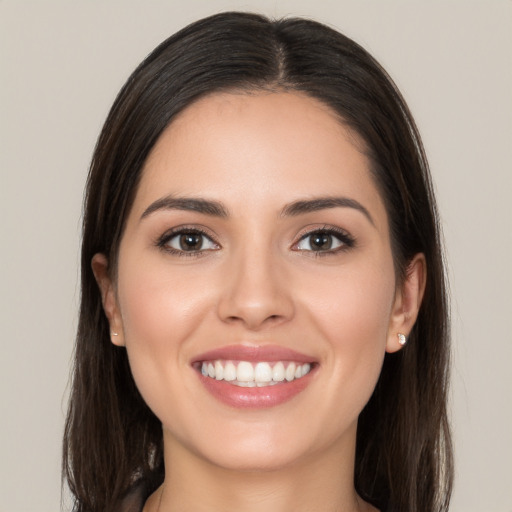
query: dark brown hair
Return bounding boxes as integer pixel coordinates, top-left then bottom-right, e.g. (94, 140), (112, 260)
(63, 12), (453, 512)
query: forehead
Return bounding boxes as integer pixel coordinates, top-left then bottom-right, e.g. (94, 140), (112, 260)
(133, 91), (386, 228)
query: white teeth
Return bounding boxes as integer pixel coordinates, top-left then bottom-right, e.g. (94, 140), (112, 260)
(285, 362), (296, 382)
(214, 361), (223, 380)
(236, 381), (256, 388)
(272, 361), (285, 382)
(200, 360), (312, 386)
(223, 361), (237, 381)
(254, 362), (272, 383)
(237, 361), (254, 382)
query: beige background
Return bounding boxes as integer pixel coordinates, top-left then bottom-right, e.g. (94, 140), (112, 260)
(1, 1), (511, 511)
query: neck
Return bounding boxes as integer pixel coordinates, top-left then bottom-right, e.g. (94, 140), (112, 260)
(145, 425), (376, 512)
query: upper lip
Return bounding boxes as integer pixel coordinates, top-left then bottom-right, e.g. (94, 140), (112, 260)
(192, 344), (316, 364)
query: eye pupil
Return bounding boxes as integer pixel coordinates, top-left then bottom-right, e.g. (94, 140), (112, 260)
(310, 232), (332, 250)
(180, 233), (202, 250)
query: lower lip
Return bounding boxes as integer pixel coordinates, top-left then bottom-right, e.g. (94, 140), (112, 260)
(198, 370), (315, 409)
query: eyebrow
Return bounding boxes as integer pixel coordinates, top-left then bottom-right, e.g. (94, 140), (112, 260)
(281, 197), (375, 225)
(140, 194), (374, 225)
(140, 195), (229, 220)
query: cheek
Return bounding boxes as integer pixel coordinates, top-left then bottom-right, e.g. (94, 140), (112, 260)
(115, 258), (215, 412)
(297, 256), (395, 413)
(302, 253), (395, 341)
(118, 258), (211, 343)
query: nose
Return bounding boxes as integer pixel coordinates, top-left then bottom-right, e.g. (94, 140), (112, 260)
(216, 247), (295, 331)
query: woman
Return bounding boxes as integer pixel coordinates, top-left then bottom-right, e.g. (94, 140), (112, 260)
(63, 11), (453, 512)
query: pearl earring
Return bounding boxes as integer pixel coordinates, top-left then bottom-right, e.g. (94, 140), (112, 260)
(398, 333), (407, 346)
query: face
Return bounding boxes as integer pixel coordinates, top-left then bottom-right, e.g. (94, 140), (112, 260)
(95, 91), (420, 472)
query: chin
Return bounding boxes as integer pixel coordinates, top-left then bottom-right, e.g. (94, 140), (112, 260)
(164, 412), (357, 475)
(198, 442), (311, 473)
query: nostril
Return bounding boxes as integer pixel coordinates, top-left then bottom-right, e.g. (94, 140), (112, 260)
(223, 312), (287, 330)
(217, 285), (295, 329)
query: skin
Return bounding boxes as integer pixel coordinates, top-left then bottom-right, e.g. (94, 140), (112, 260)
(93, 91), (425, 512)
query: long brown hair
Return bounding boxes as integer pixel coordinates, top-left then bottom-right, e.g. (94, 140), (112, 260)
(63, 12), (453, 512)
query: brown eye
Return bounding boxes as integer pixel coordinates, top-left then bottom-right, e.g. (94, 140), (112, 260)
(165, 231), (218, 252)
(179, 233), (203, 251)
(309, 232), (333, 250)
(295, 229), (353, 253)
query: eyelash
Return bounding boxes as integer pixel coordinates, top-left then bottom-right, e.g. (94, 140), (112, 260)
(156, 225), (355, 257)
(293, 225), (355, 257)
(156, 226), (219, 258)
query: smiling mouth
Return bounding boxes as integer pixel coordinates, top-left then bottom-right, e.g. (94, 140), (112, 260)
(192, 345), (317, 408)
(197, 360), (312, 387)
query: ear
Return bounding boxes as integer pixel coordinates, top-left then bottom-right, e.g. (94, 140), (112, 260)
(386, 253), (427, 353)
(91, 253), (125, 346)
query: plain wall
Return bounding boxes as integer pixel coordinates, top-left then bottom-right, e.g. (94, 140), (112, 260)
(1, 1), (511, 511)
